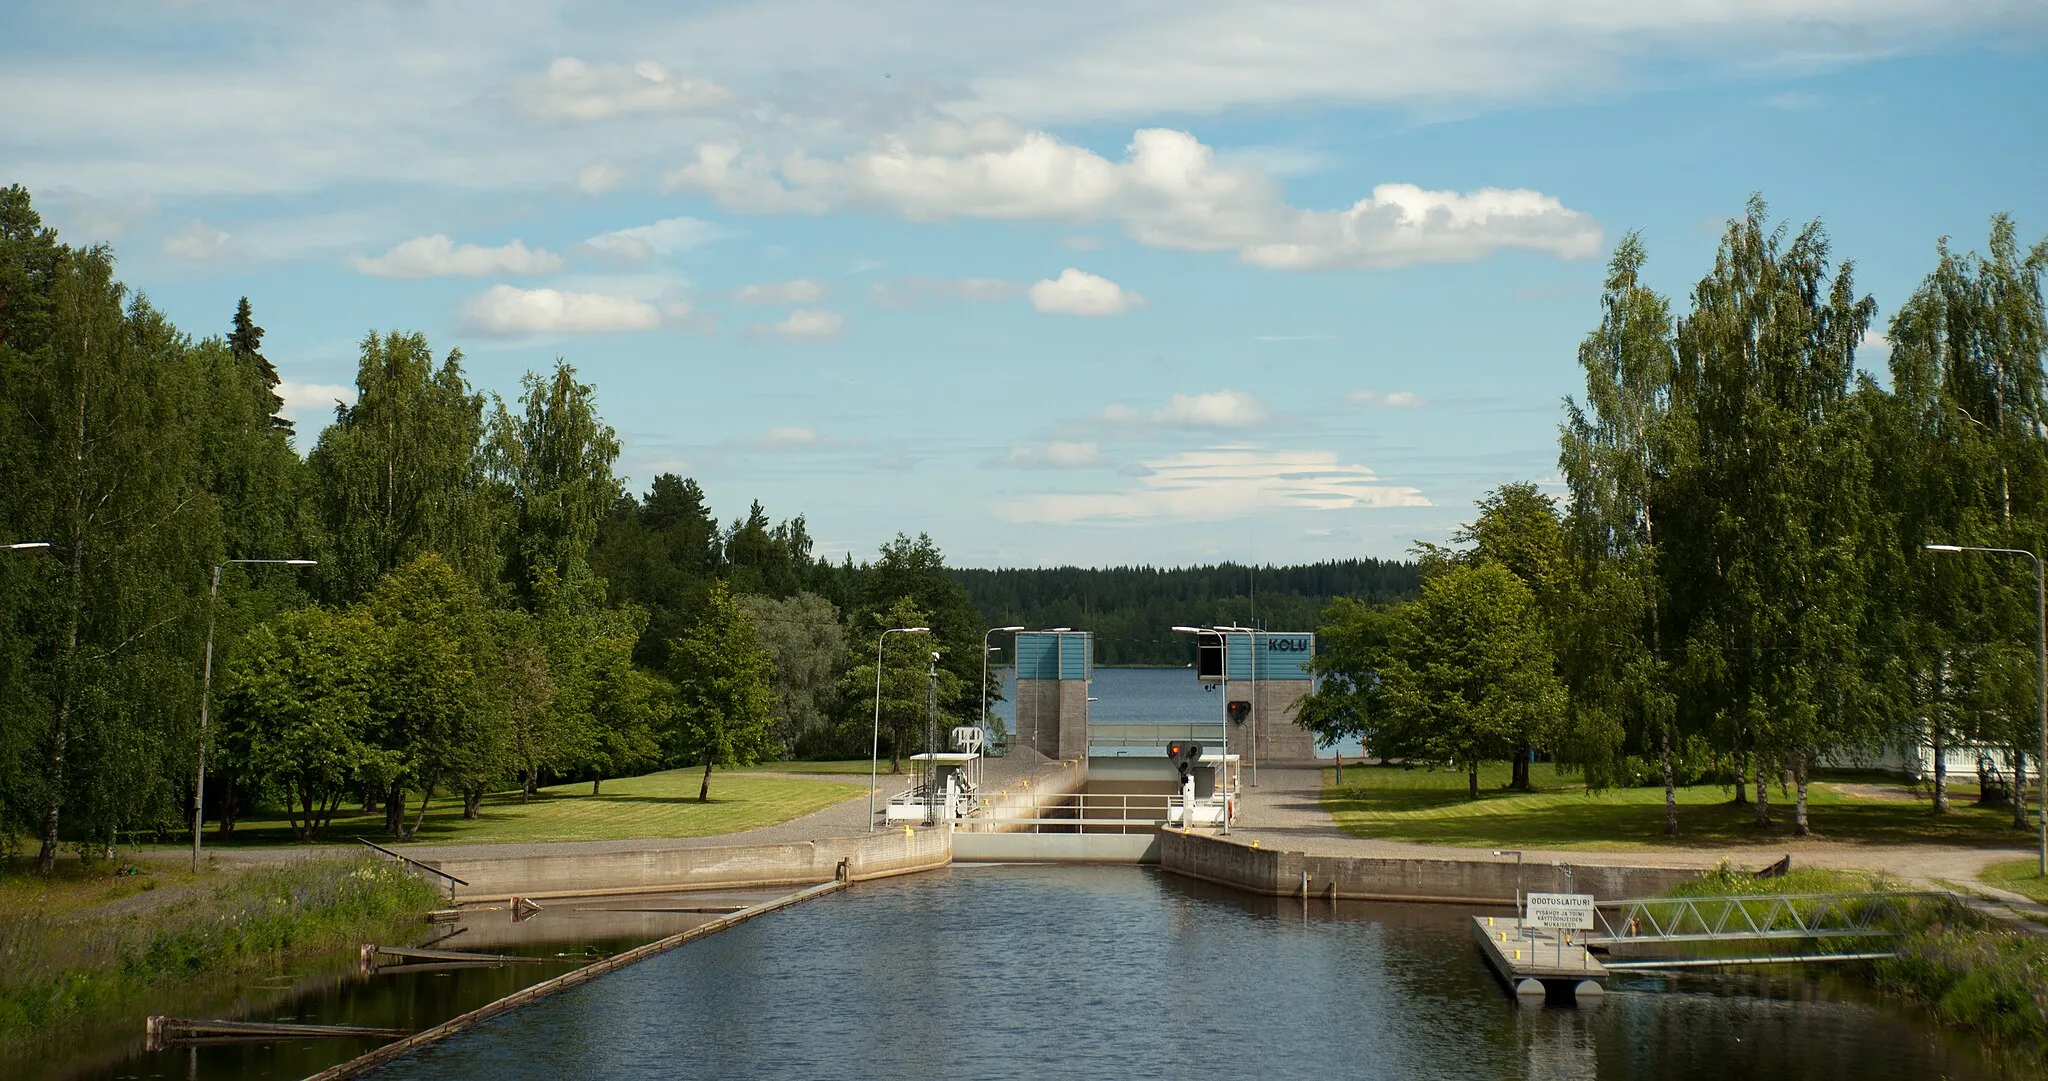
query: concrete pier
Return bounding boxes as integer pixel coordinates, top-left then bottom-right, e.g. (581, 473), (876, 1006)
(1471, 915), (1606, 1000)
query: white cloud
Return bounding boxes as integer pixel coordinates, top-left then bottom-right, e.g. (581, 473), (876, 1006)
(275, 380), (357, 427)
(990, 446), (1430, 524)
(1862, 330), (1893, 355)
(162, 220), (232, 260)
(511, 58), (734, 120)
(760, 425), (821, 448)
(747, 308), (844, 342)
(353, 235), (563, 278)
(577, 160), (629, 195)
(1099, 390), (1269, 431)
(1029, 268), (1145, 316)
(580, 217), (728, 263)
(1062, 235), (1104, 251)
(461, 284), (664, 336)
(1348, 390), (1428, 407)
(869, 276), (1020, 307)
(994, 441), (1112, 469)
(670, 127), (1603, 269)
(1, 4), (2011, 203)
(731, 278), (828, 305)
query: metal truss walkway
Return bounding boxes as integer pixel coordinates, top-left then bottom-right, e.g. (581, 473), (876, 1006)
(1585, 891), (1949, 948)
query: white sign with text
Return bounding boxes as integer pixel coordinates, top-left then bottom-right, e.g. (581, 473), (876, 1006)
(1525, 892), (1596, 929)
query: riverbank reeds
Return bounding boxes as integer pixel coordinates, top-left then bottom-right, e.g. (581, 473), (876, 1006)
(1659, 862), (2048, 1058)
(1877, 915), (2048, 1054)
(0, 857), (438, 1054)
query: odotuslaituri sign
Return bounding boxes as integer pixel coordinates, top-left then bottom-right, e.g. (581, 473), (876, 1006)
(1524, 893), (1596, 930)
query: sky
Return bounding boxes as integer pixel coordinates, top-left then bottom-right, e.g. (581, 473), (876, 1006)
(5, 1), (2046, 569)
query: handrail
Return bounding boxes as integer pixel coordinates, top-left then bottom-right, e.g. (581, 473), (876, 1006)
(1585, 891), (1951, 944)
(356, 837), (469, 891)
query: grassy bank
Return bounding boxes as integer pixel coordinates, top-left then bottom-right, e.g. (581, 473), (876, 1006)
(213, 768), (865, 846)
(1979, 857), (2048, 904)
(0, 857), (439, 1056)
(1653, 864), (2048, 1059)
(1322, 761), (2026, 848)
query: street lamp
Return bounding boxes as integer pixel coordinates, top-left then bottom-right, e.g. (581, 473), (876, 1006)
(1216, 624), (1260, 788)
(7, 542), (53, 551)
(870, 626), (930, 831)
(1925, 543), (2048, 876)
(982, 625), (1025, 750)
(194, 558), (317, 871)
(1172, 625), (1231, 834)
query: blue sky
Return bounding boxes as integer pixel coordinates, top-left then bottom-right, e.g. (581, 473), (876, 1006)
(5, 2), (2046, 568)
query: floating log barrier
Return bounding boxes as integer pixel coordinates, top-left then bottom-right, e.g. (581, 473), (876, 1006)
(146, 1017), (408, 1050)
(361, 944), (553, 966)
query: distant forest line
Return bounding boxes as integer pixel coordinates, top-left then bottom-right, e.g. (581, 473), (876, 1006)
(950, 560), (1422, 665)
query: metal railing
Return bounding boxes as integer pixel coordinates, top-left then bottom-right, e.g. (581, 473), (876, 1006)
(1586, 891), (1950, 945)
(357, 837), (468, 902)
(972, 791), (1179, 832)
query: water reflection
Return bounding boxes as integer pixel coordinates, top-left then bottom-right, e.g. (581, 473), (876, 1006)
(28, 889), (784, 1081)
(371, 865), (2026, 1081)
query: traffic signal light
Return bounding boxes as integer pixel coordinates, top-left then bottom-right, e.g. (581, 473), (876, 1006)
(1227, 700), (1251, 724)
(1167, 740), (1204, 782)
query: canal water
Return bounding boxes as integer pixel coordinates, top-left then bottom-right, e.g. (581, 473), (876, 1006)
(30, 889), (788, 1081)
(371, 865), (2023, 1081)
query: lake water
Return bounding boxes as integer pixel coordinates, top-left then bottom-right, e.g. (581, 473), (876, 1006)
(995, 665), (1365, 757)
(370, 866), (2022, 1081)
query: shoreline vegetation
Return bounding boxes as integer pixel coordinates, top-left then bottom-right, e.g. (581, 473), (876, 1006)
(0, 856), (438, 1058)
(1666, 866), (2048, 1061)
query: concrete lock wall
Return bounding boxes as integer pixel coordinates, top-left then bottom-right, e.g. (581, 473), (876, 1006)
(968, 757), (1089, 832)
(426, 828), (953, 901)
(1015, 677), (1091, 759)
(1247, 679), (1318, 765)
(1158, 831), (1701, 904)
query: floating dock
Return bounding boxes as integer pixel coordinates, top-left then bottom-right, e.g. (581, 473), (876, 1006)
(1471, 915), (1606, 1001)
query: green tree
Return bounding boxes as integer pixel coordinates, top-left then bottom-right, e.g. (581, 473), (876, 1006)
(667, 582), (778, 801)
(0, 204), (222, 872)
(227, 296), (288, 434)
(1665, 195), (1875, 830)
(217, 607), (385, 840)
(840, 598), (962, 774)
(1560, 232), (1682, 830)
(1377, 564), (1565, 800)
(1454, 483), (1570, 790)
(365, 554), (505, 839)
(308, 332), (503, 602)
(488, 360), (621, 608)
(576, 620), (668, 794)
(1879, 216), (2048, 825)
(1298, 597), (1396, 755)
(738, 591), (848, 756)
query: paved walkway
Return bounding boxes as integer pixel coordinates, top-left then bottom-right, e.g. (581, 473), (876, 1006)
(1233, 764), (2048, 926)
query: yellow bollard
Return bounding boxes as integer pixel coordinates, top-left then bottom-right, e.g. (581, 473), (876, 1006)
(903, 825), (914, 839)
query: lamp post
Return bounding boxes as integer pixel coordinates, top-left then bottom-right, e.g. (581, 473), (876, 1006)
(194, 558), (316, 871)
(7, 542), (53, 552)
(982, 625), (1025, 749)
(1925, 543), (2047, 876)
(1216, 624), (1260, 787)
(870, 626), (930, 831)
(1173, 625), (1231, 834)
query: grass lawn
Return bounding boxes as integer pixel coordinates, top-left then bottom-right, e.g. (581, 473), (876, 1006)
(204, 768), (865, 847)
(0, 858), (212, 919)
(1980, 857), (2048, 903)
(730, 759), (879, 776)
(1322, 762), (2033, 850)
